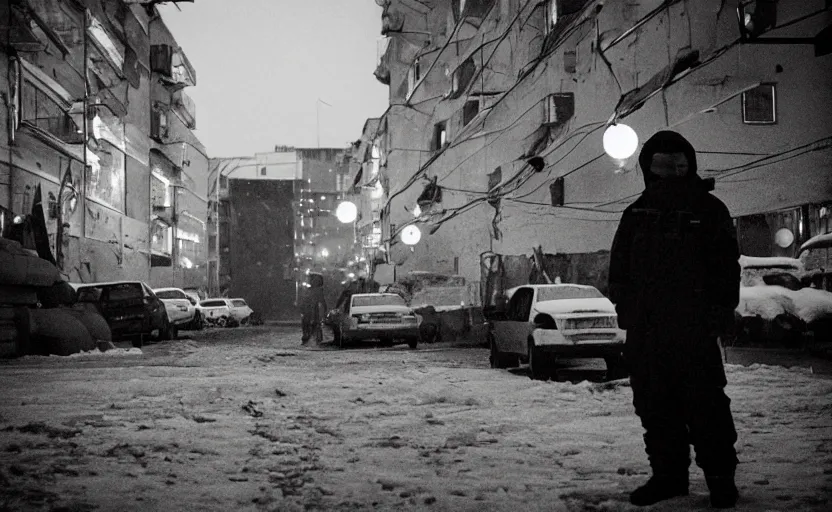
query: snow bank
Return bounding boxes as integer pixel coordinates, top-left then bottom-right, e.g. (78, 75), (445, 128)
(69, 347), (143, 357)
(738, 285), (832, 323)
(739, 255), (804, 270)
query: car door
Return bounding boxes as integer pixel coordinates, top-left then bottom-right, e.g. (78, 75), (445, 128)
(492, 287), (535, 355)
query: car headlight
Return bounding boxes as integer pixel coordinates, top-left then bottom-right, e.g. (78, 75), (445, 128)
(361, 314), (371, 321)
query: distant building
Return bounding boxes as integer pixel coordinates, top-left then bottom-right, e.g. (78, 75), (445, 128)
(357, 0), (832, 295)
(208, 147), (353, 320)
(0, 0), (208, 288)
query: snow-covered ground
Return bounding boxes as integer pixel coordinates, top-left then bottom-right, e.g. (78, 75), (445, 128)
(0, 327), (830, 511)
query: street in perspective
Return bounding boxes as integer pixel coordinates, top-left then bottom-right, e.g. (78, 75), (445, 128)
(1, 1), (832, 511)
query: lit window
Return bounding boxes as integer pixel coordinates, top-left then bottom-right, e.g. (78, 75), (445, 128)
(742, 84), (776, 124)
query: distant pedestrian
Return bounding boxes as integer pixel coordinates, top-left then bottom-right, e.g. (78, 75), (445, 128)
(300, 273), (327, 345)
(608, 130), (741, 508)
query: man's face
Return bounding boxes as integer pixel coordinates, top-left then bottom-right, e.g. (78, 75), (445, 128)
(650, 152), (690, 178)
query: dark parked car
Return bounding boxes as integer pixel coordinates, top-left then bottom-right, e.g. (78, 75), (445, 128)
(72, 281), (173, 347)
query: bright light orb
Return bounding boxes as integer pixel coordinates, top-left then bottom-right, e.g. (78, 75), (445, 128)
(335, 201), (357, 223)
(413, 204), (422, 217)
(603, 123), (639, 160)
(320, 248), (329, 258)
(401, 225), (422, 246)
(774, 228), (794, 248)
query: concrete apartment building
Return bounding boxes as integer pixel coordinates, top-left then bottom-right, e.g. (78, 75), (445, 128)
(0, 0), (208, 289)
(359, 0), (831, 300)
(208, 147), (354, 320)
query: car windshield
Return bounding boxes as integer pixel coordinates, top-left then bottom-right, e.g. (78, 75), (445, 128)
(155, 290), (185, 300)
(535, 286), (603, 302)
(201, 300), (227, 307)
(231, 300), (247, 307)
(352, 295), (406, 307)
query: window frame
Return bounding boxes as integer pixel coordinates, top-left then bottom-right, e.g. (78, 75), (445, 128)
(742, 83), (777, 125)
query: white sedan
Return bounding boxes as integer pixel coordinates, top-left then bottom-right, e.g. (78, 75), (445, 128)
(152, 287), (196, 331)
(488, 284), (626, 380)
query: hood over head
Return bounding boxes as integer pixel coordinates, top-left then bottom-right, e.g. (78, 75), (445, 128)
(637, 130), (716, 197)
(638, 130), (698, 185)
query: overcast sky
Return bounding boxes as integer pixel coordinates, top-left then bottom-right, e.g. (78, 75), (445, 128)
(158, 1), (389, 158)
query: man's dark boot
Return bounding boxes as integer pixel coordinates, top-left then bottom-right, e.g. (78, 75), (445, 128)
(629, 473), (689, 506)
(706, 472), (738, 508)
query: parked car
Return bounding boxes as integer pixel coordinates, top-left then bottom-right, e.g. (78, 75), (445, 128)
(228, 298), (254, 325)
(487, 284), (626, 381)
(197, 299), (233, 327)
(153, 287), (203, 331)
(326, 293), (421, 349)
(72, 281), (173, 346)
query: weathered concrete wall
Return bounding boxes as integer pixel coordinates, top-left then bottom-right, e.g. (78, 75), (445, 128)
(228, 179), (297, 321)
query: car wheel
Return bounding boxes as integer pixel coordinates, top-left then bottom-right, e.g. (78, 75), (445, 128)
(604, 353), (628, 381)
(489, 334), (515, 369)
(528, 339), (552, 381)
(216, 317), (228, 328)
(407, 337), (418, 349)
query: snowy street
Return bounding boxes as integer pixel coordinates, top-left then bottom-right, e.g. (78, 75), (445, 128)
(0, 327), (830, 511)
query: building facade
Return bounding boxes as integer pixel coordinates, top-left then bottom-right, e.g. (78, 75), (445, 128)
(360, 0), (831, 298)
(0, 0), (208, 289)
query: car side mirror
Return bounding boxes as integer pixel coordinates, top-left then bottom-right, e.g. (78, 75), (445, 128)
(188, 297), (197, 305)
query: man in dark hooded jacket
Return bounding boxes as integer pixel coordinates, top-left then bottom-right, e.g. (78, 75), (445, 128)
(609, 131), (740, 508)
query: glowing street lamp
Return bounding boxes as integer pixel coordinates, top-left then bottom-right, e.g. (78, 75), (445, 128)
(413, 204), (422, 217)
(335, 201), (357, 223)
(401, 225), (421, 245)
(603, 123), (639, 160)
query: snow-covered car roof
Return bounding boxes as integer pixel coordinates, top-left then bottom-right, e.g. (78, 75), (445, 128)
(505, 283), (600, 299)
(798, 232), (832, 255)
(70, 281), (147, 290)
(739, 255), (804, 271)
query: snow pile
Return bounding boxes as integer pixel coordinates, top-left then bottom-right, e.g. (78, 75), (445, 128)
(738, 285), (832, 323)
(65, 347), (143, 358)
(739, 255), (804, 270)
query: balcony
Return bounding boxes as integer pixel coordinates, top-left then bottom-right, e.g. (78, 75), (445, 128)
(86, 12), (124, 88)
(172, 89), (196, 129)
(151, 44), (196, 90)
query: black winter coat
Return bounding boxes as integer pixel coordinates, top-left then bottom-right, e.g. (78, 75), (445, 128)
(608, 177), (740, 351)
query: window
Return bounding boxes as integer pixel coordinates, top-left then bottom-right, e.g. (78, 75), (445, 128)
(432, 121), (448, 151)
(86, 140), (126, 211)
(260, 167), (267, 176)
(546, 93), (575, 126)
(463, 100), (480, 126)
(407, 57), (422, 97)
(20, 79), (82, 144)
(220, 176), (228, 189)
(742, 84), (776, 124)
(450, 58), (476, 98)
